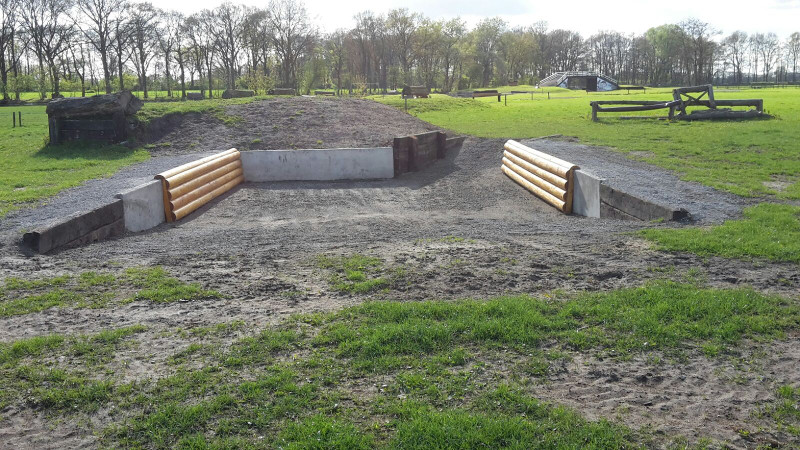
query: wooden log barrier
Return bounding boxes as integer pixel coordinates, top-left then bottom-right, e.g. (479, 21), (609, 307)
(501, 140), (579, 213)
(155, 148), (243, 222)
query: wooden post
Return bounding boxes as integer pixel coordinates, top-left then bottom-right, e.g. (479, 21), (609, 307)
(504, 94), (507, 106)
(591, 103), (598, 122)
(548, 92), (550, 100)
(18, 111), (22, 127)
(48, 117), (60, 145)
(436, 131), (447, 159)
(12, 111), (16, 128)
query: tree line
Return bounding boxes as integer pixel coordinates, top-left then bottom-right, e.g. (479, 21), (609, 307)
(1, 0), (799, 101)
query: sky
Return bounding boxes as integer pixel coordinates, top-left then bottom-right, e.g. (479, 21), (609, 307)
(150, 0), (800, 38)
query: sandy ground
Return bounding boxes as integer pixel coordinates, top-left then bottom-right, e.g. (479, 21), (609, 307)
(0, 97), (798, 448)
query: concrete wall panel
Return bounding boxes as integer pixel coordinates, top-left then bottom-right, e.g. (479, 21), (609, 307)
(115, 180), (165, 232)
(241, 148), (394, 182)
(573, 170), (602, 218)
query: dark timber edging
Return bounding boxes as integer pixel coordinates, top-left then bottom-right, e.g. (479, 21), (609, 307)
(22, 200), (125, 253)
(600, 184), (690, 222)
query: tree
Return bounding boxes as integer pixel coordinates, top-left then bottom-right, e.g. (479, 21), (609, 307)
(789, 32), (800, 83)
(0, 0), (17, 100)
(185, 11), (215, 97)
(758, 32), (780, 81)
(128, 2), (157, 98)
(211, 2), (246, 90)
(75, 0), (126, 94)
(268, 0), (314, 89)
(470, 17), (505, 87)
(19, 0), (73, 98)
(723, 31), (748, 85)
(679, 19), (718, 85)
(386, 8), (417, 85)
(157, 10), (181, 97)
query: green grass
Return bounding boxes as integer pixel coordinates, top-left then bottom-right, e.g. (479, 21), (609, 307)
(373, 87), (800, 199)
(1, 281), (796, 447)
(317, 254), (390, 294)
(0, 267), (222, 317)
(0, 105), (149, 216)
(124, 267), (223, 303)
(315, 281), (798, 371)
(135, 95), (268, 126)
(641, 203), (800, 263)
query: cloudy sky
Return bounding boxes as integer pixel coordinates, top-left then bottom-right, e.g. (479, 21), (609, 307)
(158, 0), (800, 37)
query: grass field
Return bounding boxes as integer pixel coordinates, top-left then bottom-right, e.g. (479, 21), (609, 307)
(1, 273), (797, 446)
(374, 87), (800, 200)
(0, 106), (149, 217)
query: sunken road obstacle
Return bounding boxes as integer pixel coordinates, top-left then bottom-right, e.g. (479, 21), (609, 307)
(502, 140), (689, 221)
(590, 84), (765, 121)
(21, 130), (466, 254)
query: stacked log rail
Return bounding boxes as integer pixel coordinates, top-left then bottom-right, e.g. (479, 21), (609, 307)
(501, 140), (578, 213)
(155, 148), (243, 222)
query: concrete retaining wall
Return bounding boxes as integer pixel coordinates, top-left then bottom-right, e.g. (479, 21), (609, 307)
(115, 180), (165, 232)
(241, 148), (394, 182)
(573, 170), (602, 218)
(23, 199), (124, 253)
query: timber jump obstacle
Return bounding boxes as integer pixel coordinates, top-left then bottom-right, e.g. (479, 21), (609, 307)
(590, 84), (765, 121)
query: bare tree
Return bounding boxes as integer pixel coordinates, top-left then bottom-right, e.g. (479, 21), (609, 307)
(19, 0), (73, 98)
(75, 0), (126, 94)
(268, 0), (314, 90)
(723, 31), (748, 85)
(212, 2), (246, 90)
(758, 32), (780, 81)
(127, 1), (157, 98)
(0, 0), (17, 100)
(157, 10), (181, 97)
(789, 32), (800, 83)
(185, 11), (215, 97)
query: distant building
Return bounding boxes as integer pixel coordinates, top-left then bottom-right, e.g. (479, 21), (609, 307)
(539, 72), (619, 91)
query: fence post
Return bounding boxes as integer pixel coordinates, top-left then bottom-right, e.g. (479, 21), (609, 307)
(18, 111), (22, 127)
(12, 111), (16, 128)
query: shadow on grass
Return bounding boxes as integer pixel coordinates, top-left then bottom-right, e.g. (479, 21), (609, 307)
(33, 140), (144, 162)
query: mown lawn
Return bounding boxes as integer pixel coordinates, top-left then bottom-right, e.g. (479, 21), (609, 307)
(374, 87), (800, 199)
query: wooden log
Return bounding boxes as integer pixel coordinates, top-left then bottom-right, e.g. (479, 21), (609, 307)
(164, 152), (241, 189)
(503, 151), (567, 189)
(502, 157), (566, 201)
(168, 160), (243, 200)
(160, 179), (172, 223)
(501, 165), (566, 212)
(169, 167), (244, 210)
(155, 149), (238, 181)
(171, 175), (243, 221)
(504, 141), (577, 179)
